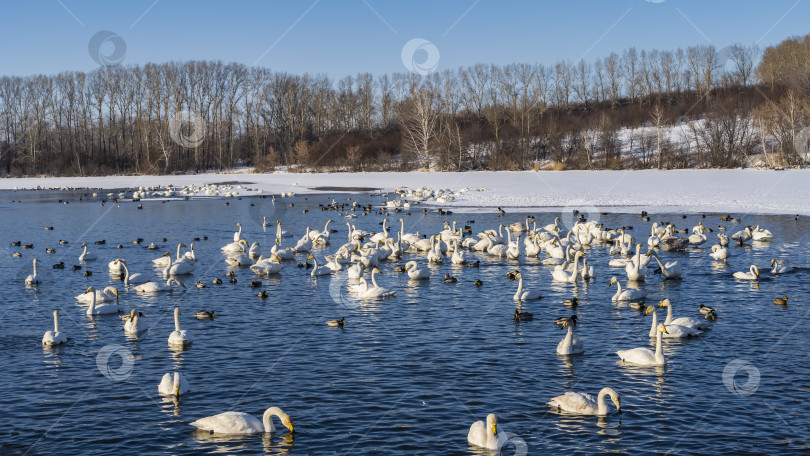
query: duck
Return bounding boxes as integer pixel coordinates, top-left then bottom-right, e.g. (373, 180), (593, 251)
(326, 318), (345, 327)
(773, 295), (788, 306)
(474, 279), (483, 287)
(190, 407), (293, 435)
(229, 271), (237, 283)
(514, 309), (534, 322)
(698, 304), (715, 315)
(617, 323), (668, 366)
(555, 315), (583, 355)
(258, 290), (268, 299)
(548, 387), (621, 415)
(42, 309), (67, 346)
(158, 372), (190, 397)
(195, 281), (207, 288)
(733, 265), (759, 280)
(195, 311), (215, 319)
(213, 277), (223, 285)
(168, 307), (193, 348)
(444, 274), (458, 283)
(629, 300), (647, 310)
(563, 297), (578, 307)
(467, 413), (509, 451)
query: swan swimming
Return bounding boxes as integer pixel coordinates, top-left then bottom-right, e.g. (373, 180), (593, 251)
(512, 271), (542, 300)
(548, 387), (621, 415)
(25, 258), (41, 284)
(733, 265), (759, 280)
(135, 278), (185, 293)
(190, 407), (293, 434)
(76, 286), (119, 303)
(617, 323), (668, 366)
(123, 309), (146, 334)
(158, 372), (190, 396)
(556, 315), (583, 355)
(609, 276), (645, 301)
(467, 413), (509, 451)
(42, 309), (67, 346)
(168, 307), (193, 348)
(84, 287), (121, 315)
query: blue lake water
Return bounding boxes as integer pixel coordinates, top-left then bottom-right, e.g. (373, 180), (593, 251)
(1, 189), (808, 455)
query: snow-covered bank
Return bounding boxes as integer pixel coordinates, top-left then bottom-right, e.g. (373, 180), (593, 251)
(1, 169), (809, 215)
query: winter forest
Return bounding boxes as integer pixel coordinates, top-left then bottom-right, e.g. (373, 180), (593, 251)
(1, 35), (809, 176)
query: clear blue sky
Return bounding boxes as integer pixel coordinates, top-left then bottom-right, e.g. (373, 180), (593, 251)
(0, 0), (807, 78)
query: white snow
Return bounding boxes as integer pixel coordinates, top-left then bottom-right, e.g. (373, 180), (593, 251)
(1, 168), (809, 215)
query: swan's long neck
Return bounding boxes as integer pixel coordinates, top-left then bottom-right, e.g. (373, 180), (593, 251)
(655, 327), (664, 363)
(122, 262), (130, 286)
(174, 308), (181, 332)
(615, 279), (623, 295)
(173, 372), (180, 394)
(516, 275), (524, 296)
(597, 389), (609, 416)
(649, 308), (659, 336)
(53, 310), (60, 333)
(88, 291), (96, 314)
(572, 253), (582, 278)
(563, 323), (574, 346)
(33, 260), (38, 276)
(262, 407), (285, 433)
(664, 304), (674, 325)
(82, 245), (88, 256)
(371, 270), (379, 288)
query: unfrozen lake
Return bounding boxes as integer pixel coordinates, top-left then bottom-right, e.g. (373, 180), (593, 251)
(1, 189), (808, 455)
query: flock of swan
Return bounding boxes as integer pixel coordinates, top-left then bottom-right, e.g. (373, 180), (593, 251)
(17, 188), (795, 451)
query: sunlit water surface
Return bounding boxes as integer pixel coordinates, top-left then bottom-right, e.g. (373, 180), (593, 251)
(1, 189), (809, 455)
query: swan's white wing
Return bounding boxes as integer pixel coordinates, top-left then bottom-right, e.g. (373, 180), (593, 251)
(548, 392), (597, 414)
(617, 347), (656, 364)
(191, 411), (263, 434)
(467, 420), (487, 447)
(158, 373), (173, 394)
(663, 324), (701, 337)
(670, 316), (708, 329)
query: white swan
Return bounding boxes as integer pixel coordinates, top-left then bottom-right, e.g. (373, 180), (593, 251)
(646, 250), (682, 279)
(25, 258), (41, 284)
(221, 239), (248, 254)
(42, 309), (67, 346)
(308, 255), (332, 277)
(512, 272), (542, 300)
(617, 323), (667, 366)
(84, 287), (121, 315)
(164, 253), (195, 276)
(233, 222), (244, 242)
(552, 251), (584, 282)
(467, 413), (509, 451)
(124, 309), (146, 334)
(347, 262), (365, 279)
(609, 276), (645, 301)
(153, 243), (186, 267)
(294, 229), (313, 252)
(731, 227), (752, 245)
(190, 407), (293, 435)
(78, 243), (96, 261)
(347, 277), (369, 294)
(658, 298), (709, 330)
(624, 244), (647, 282)
(168, 307), (193, 348)
(688, 225), (708, 245)
(709, 244), (730, 260)
(250, 255), (283, 275)
(120, 261), (149, 286)
(109, 258), (126, 276)
(158, 372), (190, 396)
(548, 387), (621, 415)
(733, 265), (759, 280)
(359, 268), (396, 298)
(426, 237), (443, 263)
(270, 240), (296, 260)
(752, 225), (774, 241)
(76, 286), (119, 303)
(405, 261), (430, 280)
(646, 305), (702, 338)
(556, 316), (583, 355)
(770, 258), (793, 274)
(135, 277), (185, 293)
(248, 242), (262, 259)
(450, 240), (466, 264)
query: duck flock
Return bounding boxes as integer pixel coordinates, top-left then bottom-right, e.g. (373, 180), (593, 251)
(13, 185), (798, 452)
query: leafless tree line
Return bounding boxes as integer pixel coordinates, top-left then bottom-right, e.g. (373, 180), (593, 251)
(0, 38), (806, 176)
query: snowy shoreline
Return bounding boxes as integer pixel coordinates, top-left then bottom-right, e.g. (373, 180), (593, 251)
(1, 169), (809, 216)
